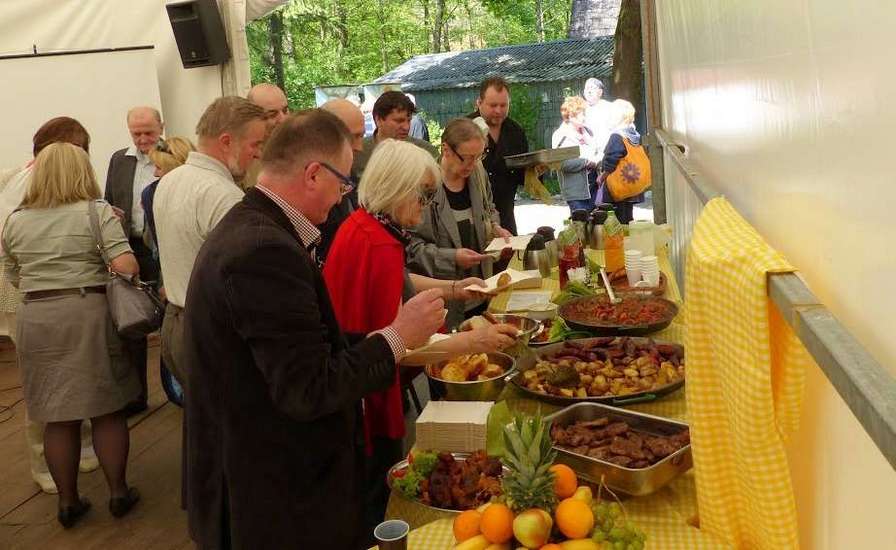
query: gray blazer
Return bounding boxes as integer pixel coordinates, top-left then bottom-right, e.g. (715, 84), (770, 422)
(104, 148), (137, 238)
(406, 163), (501, 325)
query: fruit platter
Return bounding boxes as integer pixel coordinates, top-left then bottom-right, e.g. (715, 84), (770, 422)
(449, 415), (649, 550)
(513, 337), (685, 406)
(558, 295), (678, 336)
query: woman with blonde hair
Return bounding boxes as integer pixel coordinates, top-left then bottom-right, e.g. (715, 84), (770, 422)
(323, 139), (516, 543)
(552, 95), (601, 212)
(2, 143), (142, 528)
(142, 136), (195, 407)
(597, 99), (645, 223)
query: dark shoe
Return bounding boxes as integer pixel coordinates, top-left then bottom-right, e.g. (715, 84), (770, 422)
(122, 401), (148, 417)
(58, 497), (91, 529)
(109, 487), (140, 518)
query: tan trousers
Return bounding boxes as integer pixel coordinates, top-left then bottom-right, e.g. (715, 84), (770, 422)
(161, 303), (187, 389)
(5, 311), (96, 476)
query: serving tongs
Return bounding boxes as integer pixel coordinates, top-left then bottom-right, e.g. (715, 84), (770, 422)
(599, 267), (622, 304)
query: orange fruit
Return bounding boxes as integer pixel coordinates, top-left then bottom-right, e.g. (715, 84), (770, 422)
(480, 502), (514, 543)
(540, 545), (563, 550)
(549, 463), (578, 499)
(555, 497), (595, 539)
(453, 509), (482, 542)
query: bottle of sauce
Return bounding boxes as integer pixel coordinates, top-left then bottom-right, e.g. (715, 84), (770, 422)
(603, 210), (624, 274)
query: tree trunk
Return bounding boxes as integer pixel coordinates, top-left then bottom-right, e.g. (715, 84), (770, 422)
(335, 3), (349, 49)
(535, 0), (545, 42)
(611, 0), (642, 114)
(268, 11), (285, 90)
(432, 0), (446, 53)
(463, 0), (476, 49)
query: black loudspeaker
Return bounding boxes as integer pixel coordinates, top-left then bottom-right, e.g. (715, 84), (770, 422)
(166, 0), (230, 68)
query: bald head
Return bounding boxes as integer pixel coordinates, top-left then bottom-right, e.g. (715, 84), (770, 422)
(248, 83), (288, 132)
(321, 98), (365, 154)
(126, 106), (164, 154)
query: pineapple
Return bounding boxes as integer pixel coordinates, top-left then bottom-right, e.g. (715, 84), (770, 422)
(501, 412), (558, 513)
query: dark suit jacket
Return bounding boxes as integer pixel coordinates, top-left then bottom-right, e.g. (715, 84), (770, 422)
(104, 148), (137, 238)
(183, 188), (397, 550)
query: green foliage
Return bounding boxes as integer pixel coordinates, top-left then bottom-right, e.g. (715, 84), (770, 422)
(508, 84), (543, 150)
(424, 115), (444, 147)
(248, 0), (573, 110)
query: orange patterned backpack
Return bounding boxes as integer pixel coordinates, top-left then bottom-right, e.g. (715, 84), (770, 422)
(606, 138), (651, 201)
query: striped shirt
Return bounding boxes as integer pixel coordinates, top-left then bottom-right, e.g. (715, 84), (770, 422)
(255, 184), (406, 361)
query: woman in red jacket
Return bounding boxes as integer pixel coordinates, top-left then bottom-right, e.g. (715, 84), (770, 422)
(323, 139), (517, 543)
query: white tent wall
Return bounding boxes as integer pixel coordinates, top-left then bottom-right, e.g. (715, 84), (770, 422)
(654, 2), (896, 548)
(0, 0), (287, 162)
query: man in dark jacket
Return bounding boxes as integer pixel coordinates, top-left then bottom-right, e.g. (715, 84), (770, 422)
(182, 109), (445, 550)
(468, 76), (529, 235)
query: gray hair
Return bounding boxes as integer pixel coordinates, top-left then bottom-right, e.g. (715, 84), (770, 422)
(358, 140), (440, 219)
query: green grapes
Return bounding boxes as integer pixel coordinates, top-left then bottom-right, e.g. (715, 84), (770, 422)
(591, 501), (646, 550)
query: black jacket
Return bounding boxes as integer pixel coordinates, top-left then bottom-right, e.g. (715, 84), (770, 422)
(183, 188), (396, 550)
(104, 148), (138, 238)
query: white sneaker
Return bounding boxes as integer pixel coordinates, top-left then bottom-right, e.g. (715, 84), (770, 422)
(32, 471), (58, 494)
(79, 447), (99, 473)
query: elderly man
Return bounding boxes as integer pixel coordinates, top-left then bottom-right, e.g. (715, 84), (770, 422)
(183, 109), (445, 550)
(317, 98), (365, 263)
(153, 96), (266, 384)
(104, 106), (165, 415)
(468, 77), (529, 235)
(352, 91), (438, 177)
(242, 83), (289, 190)
(583, 77), (613, 161)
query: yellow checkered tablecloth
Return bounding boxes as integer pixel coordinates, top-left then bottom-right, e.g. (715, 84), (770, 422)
(386, 246), (732, 549)
(684, 198), (809, 550)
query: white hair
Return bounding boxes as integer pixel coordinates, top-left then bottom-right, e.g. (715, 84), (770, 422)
(358, 139), (439, 219)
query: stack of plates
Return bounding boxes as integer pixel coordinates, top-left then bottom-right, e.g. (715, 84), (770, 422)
(414, 401), (493, 453)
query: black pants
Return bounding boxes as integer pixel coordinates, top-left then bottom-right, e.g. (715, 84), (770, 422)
(123, 237), (161, 407)
(493, 188), (518, 236)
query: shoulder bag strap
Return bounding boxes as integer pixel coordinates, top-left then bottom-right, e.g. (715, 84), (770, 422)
(86, 200), (112, 268)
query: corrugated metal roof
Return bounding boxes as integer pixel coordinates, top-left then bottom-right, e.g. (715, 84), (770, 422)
(374, 37), (615, 92)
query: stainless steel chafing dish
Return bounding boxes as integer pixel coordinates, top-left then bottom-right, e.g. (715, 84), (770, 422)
(543, 402), (692, 496)
(504, 146), (581, 168)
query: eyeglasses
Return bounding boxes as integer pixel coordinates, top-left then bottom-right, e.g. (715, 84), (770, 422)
(418, 187), (437, 207)
(319, 162), (355, 196)
(446, 143), (486, 165)
(155, 140), (171, 154)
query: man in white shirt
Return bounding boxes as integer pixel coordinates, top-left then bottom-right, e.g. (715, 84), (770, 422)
(153, 96), (266, 385)
(583, 77), (614, 161)
(104, 106), (165, 415)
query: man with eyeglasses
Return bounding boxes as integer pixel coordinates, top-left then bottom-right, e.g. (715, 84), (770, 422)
(241, 83), (290, 190)
(468, 76), (529, 235)
(103, 105), (165, 415)
(352, 91), (439, 179)
(181, 109), (445, 550)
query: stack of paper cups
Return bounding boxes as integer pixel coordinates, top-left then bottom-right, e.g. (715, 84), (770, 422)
(640, 255), (660, 286)
(624, 250), (642, 286)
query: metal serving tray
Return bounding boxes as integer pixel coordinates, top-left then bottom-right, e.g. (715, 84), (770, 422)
(504, 146), (581, 168)
(544, 402), (692, 496)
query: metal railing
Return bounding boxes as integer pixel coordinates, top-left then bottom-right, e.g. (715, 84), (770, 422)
(653, 127), (896, 471)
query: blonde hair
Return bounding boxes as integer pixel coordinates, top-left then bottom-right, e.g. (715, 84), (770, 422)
(23, 143), (101, 208)
(560, 96), (587, 121)
(148, 137), (195, 175)
(359, 139), (440, 219)
(195, 96), (266, 139)
(613, 99), (636, 127)
(441, 118), (485, 150)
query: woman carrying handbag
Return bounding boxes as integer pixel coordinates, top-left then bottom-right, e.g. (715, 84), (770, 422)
(1, 143), (141, 528)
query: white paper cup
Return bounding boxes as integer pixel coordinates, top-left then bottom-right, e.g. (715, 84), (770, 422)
(626, 267), (641, 287)
(642, 270), (661, 286)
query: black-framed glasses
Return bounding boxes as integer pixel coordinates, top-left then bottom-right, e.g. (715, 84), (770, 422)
(319, 162), (355, 196)
(418, 187), (437, 207)
(155, 139), (171, 154)
(446, 143), (486, 165)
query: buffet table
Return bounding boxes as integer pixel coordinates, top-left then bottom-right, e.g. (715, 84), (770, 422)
(383, 248), (732, 549)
